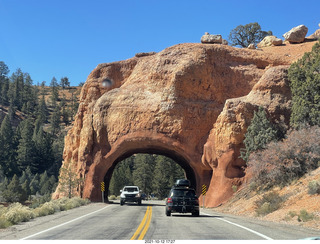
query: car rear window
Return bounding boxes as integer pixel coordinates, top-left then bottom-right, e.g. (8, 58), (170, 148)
(124, 187), (138, 192)
(171, 189), (195, 197)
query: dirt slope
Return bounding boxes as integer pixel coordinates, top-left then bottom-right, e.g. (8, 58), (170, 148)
(213, 167), (320, 230)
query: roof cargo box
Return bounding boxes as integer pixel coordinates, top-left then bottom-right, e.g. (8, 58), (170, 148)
(174, 179), (190, 187)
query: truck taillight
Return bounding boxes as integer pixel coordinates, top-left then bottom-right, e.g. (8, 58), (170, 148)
(167, 197), (173, 203)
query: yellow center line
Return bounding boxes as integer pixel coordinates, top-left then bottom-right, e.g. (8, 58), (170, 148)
(130, 206), (152, 240)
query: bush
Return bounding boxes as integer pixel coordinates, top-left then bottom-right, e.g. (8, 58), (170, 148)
(285, 210), (316, 222)
(240, 107), (279, 162)
(0, 216), (11, 229)
(0, 197), (90, 229)
(248, 126), (320, 190)
(255, 191), (283, 216)
(109, 195), (117, 200)
(298, 209), (315, 222)
(308, 180), (320, 195)
(56, 197), (90, 211)
(4, 203), (35, 224)
(34, 201), (61, 217)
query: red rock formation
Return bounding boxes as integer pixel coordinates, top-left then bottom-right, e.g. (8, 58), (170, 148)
(202, 66), (292, 206)
(52, 42), (313, 206)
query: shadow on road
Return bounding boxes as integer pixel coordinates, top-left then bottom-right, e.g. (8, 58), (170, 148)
(107, 200), (165, 207)
(170, 214), (223, 218)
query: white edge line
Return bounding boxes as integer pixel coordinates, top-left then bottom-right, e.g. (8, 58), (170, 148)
(202, 212), (273, 240)
(20, 205), (112, 240)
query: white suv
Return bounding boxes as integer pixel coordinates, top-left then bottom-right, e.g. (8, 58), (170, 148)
(120, 186), (142, 205)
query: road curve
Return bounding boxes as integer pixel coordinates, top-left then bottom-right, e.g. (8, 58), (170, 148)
(0, 200), (319, 240)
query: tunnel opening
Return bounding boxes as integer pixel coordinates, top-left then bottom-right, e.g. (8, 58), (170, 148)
(103, 148), (197, 202)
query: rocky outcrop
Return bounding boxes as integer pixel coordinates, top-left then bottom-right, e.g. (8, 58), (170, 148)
(201, 33), (223, 44)
(53, 42), (312, 206)
(307, 24), (320, 40)
(202, 65), (292, 206)
(258, 36), (283, 48)
(283, 25), (308, 43)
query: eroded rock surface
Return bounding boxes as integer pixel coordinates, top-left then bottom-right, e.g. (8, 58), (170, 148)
(53, 42), (311, 206)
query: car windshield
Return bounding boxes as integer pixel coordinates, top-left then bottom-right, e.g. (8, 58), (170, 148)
(124, 187), (138, 192)
(171, 189), (195, 197)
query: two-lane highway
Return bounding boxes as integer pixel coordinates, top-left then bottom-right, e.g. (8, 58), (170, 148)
(1, 200), (320, 240)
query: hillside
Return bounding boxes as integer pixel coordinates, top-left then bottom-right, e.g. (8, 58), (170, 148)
(0, 86), (81, 128)
(213, 167), (320, 230)
(211, 40), (320, 230)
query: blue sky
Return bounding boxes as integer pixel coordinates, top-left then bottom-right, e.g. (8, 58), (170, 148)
(1, 0), (319, 86)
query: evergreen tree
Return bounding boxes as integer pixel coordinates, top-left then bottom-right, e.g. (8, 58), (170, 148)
(39, 171), (50, 195)
(2, 174), (27, 202)
(240, 107), (278, 162)
(29, 173), (40, 195)
(8, 68), (24, 110)
(37, 95), (48, 124)
(109, 157), (133, 195)
(0, 61), (9, 105)
(229, 22), (272, 48)
(21, 73), (37, 115)
(33, 126), (54, 173)
(132, 154), (155, 194)
(289, 41), (320, 128)
(0, 177), (9, 201)
(60, 77), (70, 89)
(0, 115), (18, 177)
(60, 93), (70, 125)
(50, 104), (61, 135)
(17, 118), (37, 173)
(58, 163), (83, 198)
(0, 77), (9, 105)
(152, 156), (172, 199)
(152, 155), (185, 199)
(50, 77), (59, 107)
(21, 178), (31, 199)
(50, 132), (64, 177)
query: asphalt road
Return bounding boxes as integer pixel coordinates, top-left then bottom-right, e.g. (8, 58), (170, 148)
(1, 200), (320, 240)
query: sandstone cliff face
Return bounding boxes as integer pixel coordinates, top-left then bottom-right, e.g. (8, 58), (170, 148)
(201, 66), (292, 206)
(53, 42), (308, 206)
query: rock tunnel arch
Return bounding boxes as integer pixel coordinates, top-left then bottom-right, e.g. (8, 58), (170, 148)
(53, 43), (295, 207)
(81, 135), (213, 202)
(103, 147), (197, 201)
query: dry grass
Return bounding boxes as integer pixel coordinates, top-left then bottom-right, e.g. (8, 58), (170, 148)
(0, 197), (89, 229)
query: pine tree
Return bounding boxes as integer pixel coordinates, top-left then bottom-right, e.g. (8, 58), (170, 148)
(51, 133), (64, 177)
(0, 61), (9, 105)
(240, 107), (278, 162)
(39, 171), (50, 195)
(29, 173), (40, 195)
(58, 163), (83, 198)
(50, 77), (59, 107)
(0, 177), (9, 197)
(289, 41), (320, 128)
(8, 68), (24, 110)
(2, 174), (27, 202)
(109, 157), (133, 195)
(0, 77), (9, 105)
(17, 118), (37, 173)
(0, 115), (18, 177)
(132, 154), (155, 194)
(152, 156), (172, 199)
(33, 126), (54, 173)
(60, 77), (70, 89)
(37, 96), (48, 124)
(50, 105), (61, 135)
